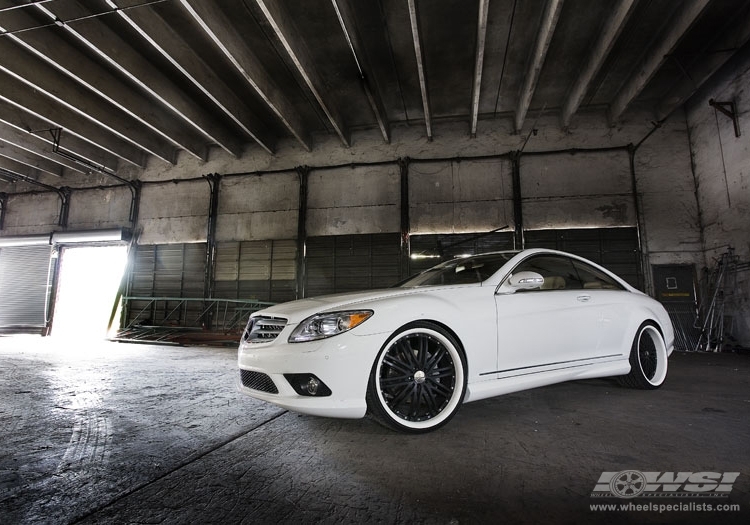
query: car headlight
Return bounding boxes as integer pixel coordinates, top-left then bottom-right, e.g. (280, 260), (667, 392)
(288, 310), (373, 343)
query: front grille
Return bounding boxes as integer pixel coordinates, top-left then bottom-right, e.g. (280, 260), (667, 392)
(242, 316), (287, 343)
(240, 370), (278, 394)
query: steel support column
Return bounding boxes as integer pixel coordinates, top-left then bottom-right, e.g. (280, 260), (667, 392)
(399, 157), (411, 278)
(511, 151), (524, 250)
(296, 166), (309, 299)
(203, 173), (221, 328)
(0, 192), (6, 230)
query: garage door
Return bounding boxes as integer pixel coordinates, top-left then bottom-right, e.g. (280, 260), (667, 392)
(214, 239), (297, 303)
(0, 245), (53, 333)
(305, 233), (402, 297)
(124, 243), (206, 327)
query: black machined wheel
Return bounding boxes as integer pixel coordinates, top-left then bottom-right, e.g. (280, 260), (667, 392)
(367, 322), (467, 433)
(618, 321), (668, 390)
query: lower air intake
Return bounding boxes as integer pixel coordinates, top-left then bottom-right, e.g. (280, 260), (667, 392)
(240, 370), (278, 394)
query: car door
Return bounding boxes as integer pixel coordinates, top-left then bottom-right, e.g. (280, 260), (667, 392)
(493, 254), (604, 376)
(568, 258), (632, 356)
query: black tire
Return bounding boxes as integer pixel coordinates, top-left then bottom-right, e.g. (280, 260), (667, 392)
(618, 321), (668, 389)
(366, 322), (467, 433)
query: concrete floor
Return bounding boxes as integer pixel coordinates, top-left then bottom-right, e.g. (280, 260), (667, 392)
(0, 336), (748, 524)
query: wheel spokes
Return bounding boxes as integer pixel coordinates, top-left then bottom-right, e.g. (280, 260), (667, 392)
(380, 333), (457, 421)
(638, 332), (658, 380)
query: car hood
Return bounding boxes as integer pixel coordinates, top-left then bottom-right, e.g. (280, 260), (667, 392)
(254, 286), (470, 324)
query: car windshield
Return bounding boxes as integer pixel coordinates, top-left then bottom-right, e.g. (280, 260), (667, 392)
(398, 253), (516, 287)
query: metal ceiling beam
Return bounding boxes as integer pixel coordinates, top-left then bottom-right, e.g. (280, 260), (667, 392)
(470, 0), (490, 137)
(561, 0), (636, 128)
(515, 0), (564, 132)
(34, 0), (243, 158)
(254, 0), (350, 147)
(332, 0), (390, 143)
(0, 37), (178, 165)
(181, 0), (312, 152)
(609, 0), (710, 123)
(0, 101), (119, 173)
(114, 3), (278, 155)
(0, 71), (146, 167)
(0, 7), (207, 163)
(408, 0), (432, 141)
(656, 5), (750, 121)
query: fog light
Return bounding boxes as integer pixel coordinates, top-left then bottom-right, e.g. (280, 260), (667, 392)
(306, 377), (320, 395)
(284, 373), (332, 397)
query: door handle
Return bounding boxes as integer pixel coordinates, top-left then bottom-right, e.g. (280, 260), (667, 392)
(577, 294), (592, 303)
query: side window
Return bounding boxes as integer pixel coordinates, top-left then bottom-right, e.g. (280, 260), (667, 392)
(510, 255), (582, 291)
(570, 259), (625, 291)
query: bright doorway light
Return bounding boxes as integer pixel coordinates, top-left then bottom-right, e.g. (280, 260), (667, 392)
(52, 245), (128, 340)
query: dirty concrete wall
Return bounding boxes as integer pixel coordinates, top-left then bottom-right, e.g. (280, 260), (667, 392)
(686, 44), (750, 346)
(67, 186), (132, 231)
(520, 150), (633, 230)
(409, 158), (512, 234)
(217, 172), (298, 241)
(137, 180), (208, 245)
(0, 109), (707, 299)
(1, 193), (60, 235)
(307, 165), (399, 236)
(634, 116), (703, 270)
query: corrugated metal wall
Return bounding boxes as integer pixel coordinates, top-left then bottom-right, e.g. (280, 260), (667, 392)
(0, 245), (53, 332)
(126, 243), (206, 327)
(305, 233), (402, 296)
(119, 227), (640, 329)
(214, 239), (297, 303)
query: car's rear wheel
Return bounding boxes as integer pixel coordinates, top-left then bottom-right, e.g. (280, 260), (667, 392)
(366, 322), (467, 433)
(618, 321), (668, 389)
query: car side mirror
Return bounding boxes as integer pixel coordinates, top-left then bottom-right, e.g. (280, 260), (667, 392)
(497, 271), (545, 294)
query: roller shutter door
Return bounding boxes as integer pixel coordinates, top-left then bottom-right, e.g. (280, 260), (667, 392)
(0, 245), (53, 333)
(214, 240), (297, 303)
(125, 243), (206, 327)
(305, 233), (401, 297)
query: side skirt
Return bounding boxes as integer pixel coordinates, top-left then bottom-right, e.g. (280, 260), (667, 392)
(464, 357), (630, 403)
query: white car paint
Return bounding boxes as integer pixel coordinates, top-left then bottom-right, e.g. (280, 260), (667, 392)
(237, 248), (674, 429)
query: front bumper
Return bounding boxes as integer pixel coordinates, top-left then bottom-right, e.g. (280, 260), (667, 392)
(237, 330), (385, 419)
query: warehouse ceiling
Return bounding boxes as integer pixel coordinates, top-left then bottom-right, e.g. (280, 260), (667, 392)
(0, 0), (749, 189)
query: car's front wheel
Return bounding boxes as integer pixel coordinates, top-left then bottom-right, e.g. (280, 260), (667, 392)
(366, 322), (467, 433)
(618, 321), (668, 389)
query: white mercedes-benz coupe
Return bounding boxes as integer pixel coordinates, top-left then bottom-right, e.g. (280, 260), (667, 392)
(238, 248), (674, 433)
